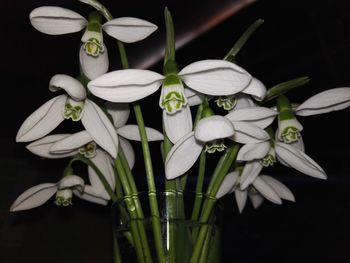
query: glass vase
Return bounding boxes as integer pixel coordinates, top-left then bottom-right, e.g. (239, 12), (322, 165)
(111, 191), (222, 263)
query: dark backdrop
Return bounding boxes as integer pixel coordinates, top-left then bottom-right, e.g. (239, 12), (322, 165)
(1, 0), (350, 262)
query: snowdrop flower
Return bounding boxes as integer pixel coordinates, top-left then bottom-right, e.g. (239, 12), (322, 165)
(16, 74), (118, 158)
(30, 6), (157, 80)
(216, 77), (266, 110)
(276, 88), (350, 144)
(88, 60), (252, 143)
(165, 115), (235, 179)
(216, 171), (294, 213)
(10, 175), (89, 211)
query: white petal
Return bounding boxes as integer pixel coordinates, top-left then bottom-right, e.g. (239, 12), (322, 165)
(231, 121), (269, 144)
(184, 88), (204, 106)
(106, 102), (130, 128)
(165, 132), (203, 179)
(295, 88), (350, 116)
(79, 45), (109, 80)
(58, 175), (85, 192)
(10, 183), (57, 211)
(195, 116), (235, 143)
(102, 17), (157, 43)
(260, 175), (295, 202)
(240, 161), (263, 190)
(249, 193), (264, 209)
(235, 189), (248, 213)
(50, 130), (92, 153)
(117, 125), (164, 141)
(119, 137), (135, 169)
(82, 100), (118, 158)
(275, 142), (327, 179)
(16, 95), (66, 142)
(252, 177), (282, 204)
(232, 94), (256, 110)
(242, 78), (266, 101)
(88, 149), (115, 200)
(88, 69), (164, 102)
(216, 171), (239, 199)
(49, 74), (87, 101)
(237, 141), (271, 161)
(179, 60), (251, 95)
(73, 185), (108, 205)
(225, 107), (277, 128)
(30, 6), (87, 35)
(26, 134), (76, 158)
(163, 105), (193, 144)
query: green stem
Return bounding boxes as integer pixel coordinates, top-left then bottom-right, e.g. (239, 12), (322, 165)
(112, 226), (123, 263)
(224, 19), (264, 62)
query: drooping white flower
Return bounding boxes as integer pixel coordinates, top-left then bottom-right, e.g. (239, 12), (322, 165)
(165, 116), (235, 179)
(30, 6), (157, 80)
(216, 171), (294, 213)
(16, 74), (118, 158)
(88, 60), (252, 143)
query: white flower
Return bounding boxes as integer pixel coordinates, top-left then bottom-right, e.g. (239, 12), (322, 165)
(9, 175), (108, 211)
(216, 171), (294, 213)
(88, 60), (252, 143)
(30, 6), (157, 80)
(16, 74), (118, 158)
(165, 116), (235, 179)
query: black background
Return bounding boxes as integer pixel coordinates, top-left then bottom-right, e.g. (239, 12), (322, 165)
(1, 0), (350, 262)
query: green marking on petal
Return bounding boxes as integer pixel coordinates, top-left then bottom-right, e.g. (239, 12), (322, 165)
(55, 189), (73, 207)
(160, 75), (188, 114)
(205, 139), (227, 153)
(83, 37), (104, 56)
(78, 142), (97, 158)
(64, 99), (84, 121)
(261, 146), (276, 167)
(81, 22), (104, 57)
(215, 96), (237, 110)
(281, 126), (301, 143)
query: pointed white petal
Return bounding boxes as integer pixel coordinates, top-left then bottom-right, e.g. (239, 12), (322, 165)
(119, 137), (135, 169)
(50, 130), (92, 153)
(58, 175), (85, 193)
(295, 88), (350, 116)
(30, 6), (87, 35)
(240, 161), (263, 190)
(242, 78), (266, 101)
(79, 45), (109, 80)
(184, 88), (204, 106)
(260, 175), (295, 202)
(102, 17), (157, 43)
(179, 60), (251, 95)
(232, 94), (256, 110)
(237, 141), (271, 161)
(249, 193), (264, 209)
(225, 107), (277, 128)
(26, 134), (76, 158)
(252, 177), (282, 204)
(117, 125), (164, 142)
(165, 132), (203, 179)
(88, 69), (163, 102)
(163, 105), (193, 144)
(88, 150), (115, 200)
(82, 100), (118, 158)
(216, 171), (239, 199)
(106, 102), (130, 128)
(16, 95), (66, 142)
(195, 116), (235, 143)
(10, 183), (57, 211)
(275, 142), (327, 179)
(49, 74), (86, 101)
(231, 121), (269, 144)
(73, 185), (108, 205)
(235, 189), (248, 213)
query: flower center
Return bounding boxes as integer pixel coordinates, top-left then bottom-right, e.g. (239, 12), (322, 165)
(64, 98), (84, 121)
(55, 189), (73, 207)
(215, 96), (237, 110)
(83, 37), (104, 57)
(78, 142), (97, 158)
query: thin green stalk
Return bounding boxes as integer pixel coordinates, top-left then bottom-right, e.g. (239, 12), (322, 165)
(190, 144), (239, 263)
(112, 226), (123, 263)
(224, 19), (264, 62)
